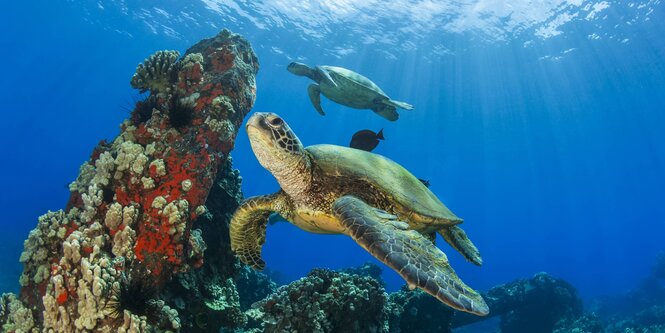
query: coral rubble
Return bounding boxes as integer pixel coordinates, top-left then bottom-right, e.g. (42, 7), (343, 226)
(2, 29), (258, 332)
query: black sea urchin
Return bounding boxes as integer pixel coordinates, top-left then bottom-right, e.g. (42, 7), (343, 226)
(105, 273), (159, 321)
(132, 96), (158, 125)
(168, 96), (195, 129)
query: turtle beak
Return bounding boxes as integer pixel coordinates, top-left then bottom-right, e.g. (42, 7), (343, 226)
(246, 112), (279, 151)
(246, 112), (266, 131)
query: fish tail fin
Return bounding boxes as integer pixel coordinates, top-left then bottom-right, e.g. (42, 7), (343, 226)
(377, 129), (385, 140)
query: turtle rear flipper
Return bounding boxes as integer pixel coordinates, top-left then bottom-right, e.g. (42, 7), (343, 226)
(439, 226), (483, 266)
(333, 195), (489, 316)
(372, 104), (399, 121)
(385, 99), (414, 111)
(230, 192), (288, 270)
(308, 84), (325, 115)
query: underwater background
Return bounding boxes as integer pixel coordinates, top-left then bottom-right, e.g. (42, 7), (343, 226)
(0, 0), (664, 330)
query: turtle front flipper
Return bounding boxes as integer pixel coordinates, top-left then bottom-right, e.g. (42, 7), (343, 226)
(439, 226), (483, 266)
(307, 84), (325, 115)
(315, 66), (337, 87)
(333, 195), (489, 316)
(230, 192), (287, 270)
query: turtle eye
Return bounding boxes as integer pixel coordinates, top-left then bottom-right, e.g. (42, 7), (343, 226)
(268, 117), (284, 127)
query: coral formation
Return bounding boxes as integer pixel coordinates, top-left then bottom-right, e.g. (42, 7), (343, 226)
(340, 262), (384, 282)
(155, 159), (251, 332)
(387, 288), (454, 333)
(0, 293), (37, 332)
(0, 29), (258, 332)
(249, 269), (388, 333)
(130, 50), (181, 94)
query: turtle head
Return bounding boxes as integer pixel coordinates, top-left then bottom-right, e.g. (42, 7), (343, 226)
(246, 112), (308, 177)
(287, 62), (313, 77)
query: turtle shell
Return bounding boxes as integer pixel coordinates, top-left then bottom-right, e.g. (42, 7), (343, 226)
(322, 66), (387, 95)
(319, 66), (391, 109)
(306, 144), (461, 223)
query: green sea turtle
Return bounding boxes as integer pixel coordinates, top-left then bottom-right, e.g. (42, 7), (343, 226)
(230, 112), (488, 315)
(287, 62), (414, 121)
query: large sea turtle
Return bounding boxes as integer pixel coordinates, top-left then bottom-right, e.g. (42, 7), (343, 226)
(287, 62), (414, 121)
(230, 112), (489, 315)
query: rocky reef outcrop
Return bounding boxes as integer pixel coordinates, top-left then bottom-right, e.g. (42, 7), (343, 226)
(452, 272), (584, 332)
(0, 29), (259, 332)
(590, 252), (665, 333)
(247, 269), (388, 333)
(240, 265), (595, 333)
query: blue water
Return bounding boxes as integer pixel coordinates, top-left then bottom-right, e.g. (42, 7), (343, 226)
(1, 1), (664, 303)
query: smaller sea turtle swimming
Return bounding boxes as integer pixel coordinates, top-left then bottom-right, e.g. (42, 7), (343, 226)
(350, 128), (384, 152)
(231, 112), (488, 315)
(287, 62), (414, 121)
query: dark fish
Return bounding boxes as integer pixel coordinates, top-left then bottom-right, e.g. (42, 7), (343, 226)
(418, 178), (431, 187)
(349, 129), (384, 152)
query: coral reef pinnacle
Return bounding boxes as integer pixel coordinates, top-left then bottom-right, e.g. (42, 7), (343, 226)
(3, 29), (258, 332)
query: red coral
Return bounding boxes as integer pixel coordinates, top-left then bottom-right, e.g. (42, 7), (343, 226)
(56, 290), (68, 305)
(64, 221), (79, 238)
